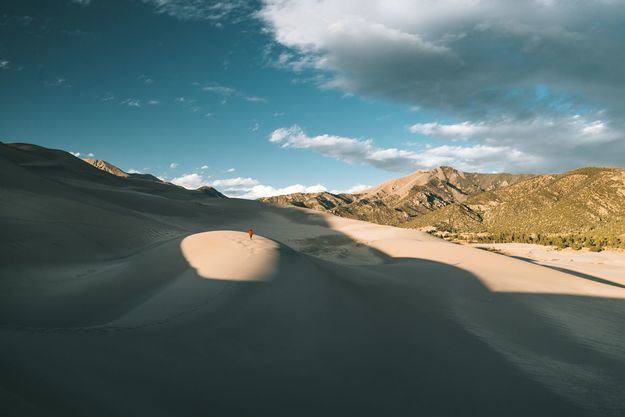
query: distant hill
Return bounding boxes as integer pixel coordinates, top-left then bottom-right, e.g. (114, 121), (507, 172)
(261, 166), (625, 250)
(83, 158), (130, 178)
(196, 185), (227, 198)
(1, 142), (226, 199)
(83, 158), (169, 184)
(260, 166), (532, 225)
(407, 167), (625, 250)
(82, 155), (225, 197)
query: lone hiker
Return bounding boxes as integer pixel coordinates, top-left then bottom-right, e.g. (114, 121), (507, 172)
(248, 229), (254, 240)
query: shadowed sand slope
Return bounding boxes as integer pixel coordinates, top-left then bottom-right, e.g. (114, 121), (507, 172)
(1, 143), (625, 416)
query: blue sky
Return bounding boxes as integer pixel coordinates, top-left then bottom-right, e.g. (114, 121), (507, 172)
(2, 0), (625, 198)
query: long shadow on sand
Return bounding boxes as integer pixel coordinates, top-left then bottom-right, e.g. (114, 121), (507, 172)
(509, 255), (625, 290)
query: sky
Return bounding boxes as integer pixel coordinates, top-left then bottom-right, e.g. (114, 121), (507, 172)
(2, 0), (625, 198)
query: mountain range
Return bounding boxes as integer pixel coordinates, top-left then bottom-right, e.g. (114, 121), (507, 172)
(407, 167), (625, 249)
(261, 166), (625, 250)
(260, 167), (533, 225)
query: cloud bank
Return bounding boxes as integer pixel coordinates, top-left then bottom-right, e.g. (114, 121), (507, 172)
(260, 0), (625, 171)
(270, 125), (539, 172)
(171, 173), (328, 199)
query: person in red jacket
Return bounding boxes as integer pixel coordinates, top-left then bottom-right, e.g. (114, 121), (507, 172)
(248, 229), (254, 240)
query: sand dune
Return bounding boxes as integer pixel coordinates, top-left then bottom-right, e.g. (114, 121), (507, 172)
(1, 143), (625, 416)
(181, 231), (280, 281)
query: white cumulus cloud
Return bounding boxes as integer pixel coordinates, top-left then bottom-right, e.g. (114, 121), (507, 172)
(343, 184), (371, 194)
(270, 125), (539, 172)
(211, 177), (259, 188)
(409, 115), (620, 169)
(409, 117), (618, 146)
(170, 172), (328, 199)
(171, 173), (205, 189)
